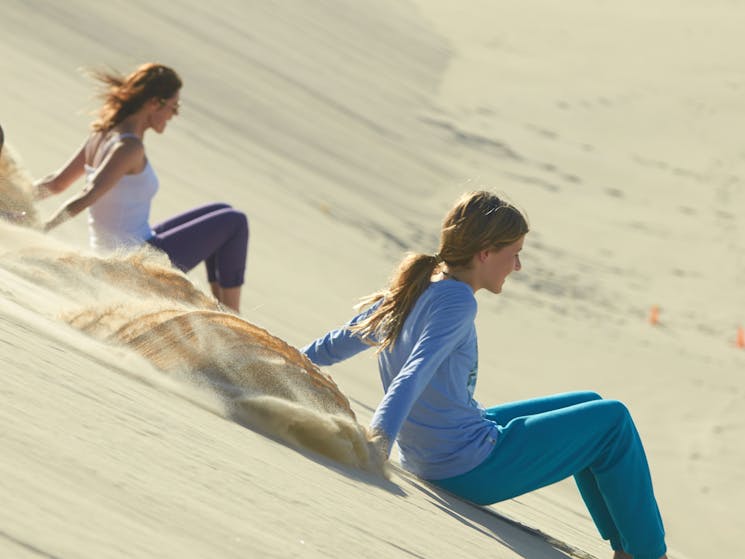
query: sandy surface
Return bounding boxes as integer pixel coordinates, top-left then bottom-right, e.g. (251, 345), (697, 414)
(3, 1), (744, 557)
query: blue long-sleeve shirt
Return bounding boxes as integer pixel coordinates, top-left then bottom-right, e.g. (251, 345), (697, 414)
(302, 279), (499, 480)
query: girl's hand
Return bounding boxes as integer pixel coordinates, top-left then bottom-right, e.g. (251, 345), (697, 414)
(366, 428), (391, 469)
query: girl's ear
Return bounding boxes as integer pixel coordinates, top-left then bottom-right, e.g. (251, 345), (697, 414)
(476, 249), (490, 263)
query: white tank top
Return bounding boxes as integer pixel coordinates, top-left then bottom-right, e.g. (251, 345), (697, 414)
(86, 133), (159, 251)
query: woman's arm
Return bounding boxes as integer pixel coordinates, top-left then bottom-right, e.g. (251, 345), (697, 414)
(34, 140), (88, 200)
(43, 138), (145, 232)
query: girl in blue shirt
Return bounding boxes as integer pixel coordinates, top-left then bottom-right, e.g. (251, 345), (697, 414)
(303, 191), (667, 559)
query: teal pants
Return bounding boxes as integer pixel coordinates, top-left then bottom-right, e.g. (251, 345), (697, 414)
(431, 392), (666, 559)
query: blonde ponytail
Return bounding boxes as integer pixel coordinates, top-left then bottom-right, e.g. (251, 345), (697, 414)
(351, 253), (440, 351)
(350, 190), (528, 352)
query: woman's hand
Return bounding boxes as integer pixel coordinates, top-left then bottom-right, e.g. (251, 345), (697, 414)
(33, 177), (56, 201)
(42, 218), (56, 233)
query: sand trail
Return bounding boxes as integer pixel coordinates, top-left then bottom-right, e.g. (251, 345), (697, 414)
(0, 145), (41, 228)
(1, 156), (379, 473)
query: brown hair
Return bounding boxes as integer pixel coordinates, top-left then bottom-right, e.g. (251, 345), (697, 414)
(351, 190), (529, 351)
(90, 63), (182, 131)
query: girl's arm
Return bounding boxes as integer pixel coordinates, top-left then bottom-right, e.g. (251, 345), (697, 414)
(43, 138), (144, 232)
(302, 302), (381, 366)
(370, 290), (477, 455)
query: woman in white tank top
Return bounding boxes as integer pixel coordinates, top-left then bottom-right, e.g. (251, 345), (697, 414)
(35, 63), (248, 312)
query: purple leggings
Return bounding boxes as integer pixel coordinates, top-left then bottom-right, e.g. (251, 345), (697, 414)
(147, 203), (248, 288)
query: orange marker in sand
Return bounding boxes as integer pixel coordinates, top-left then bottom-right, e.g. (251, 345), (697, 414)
(648, 305), (660, 326)
(736, 327), (745, 349)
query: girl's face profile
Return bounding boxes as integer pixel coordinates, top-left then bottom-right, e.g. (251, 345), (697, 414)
(479, 235), (525, 294)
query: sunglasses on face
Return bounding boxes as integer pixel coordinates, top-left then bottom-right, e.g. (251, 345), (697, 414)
(159, 98), (180, 115)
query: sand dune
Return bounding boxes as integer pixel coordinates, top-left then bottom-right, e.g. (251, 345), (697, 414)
(3, 0), (745, 557)
(0, 186), (376, 473)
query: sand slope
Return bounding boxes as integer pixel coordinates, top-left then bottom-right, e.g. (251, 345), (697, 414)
(3, 1), (744, 557)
